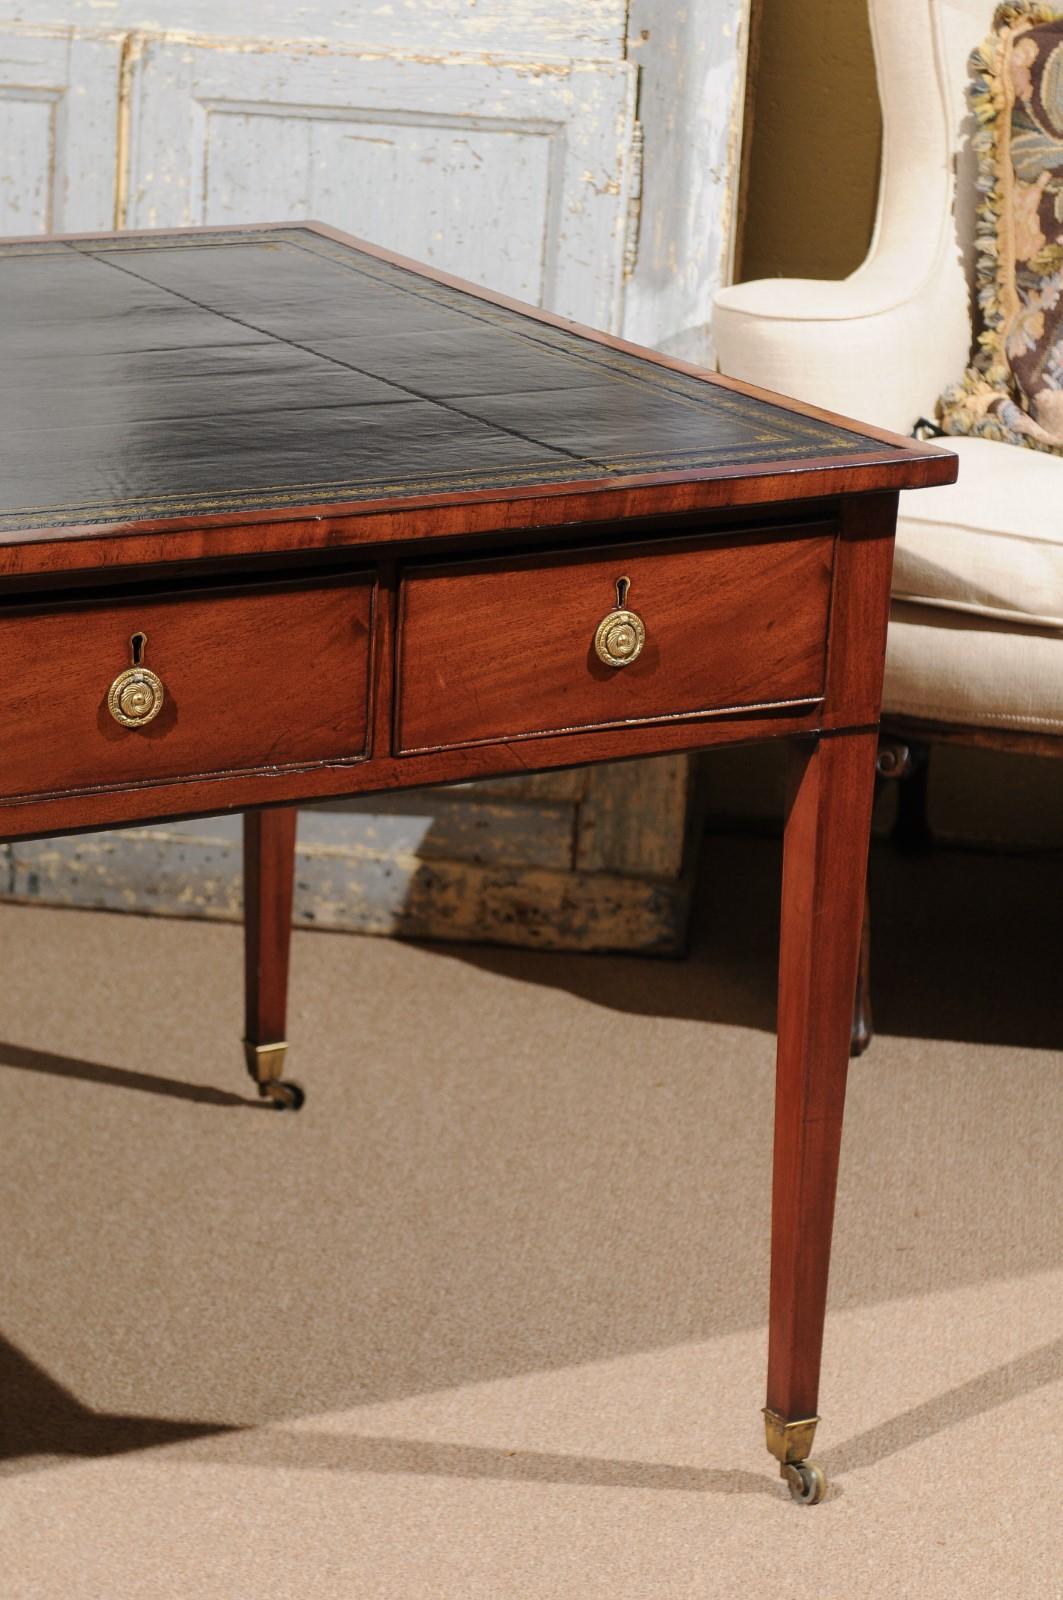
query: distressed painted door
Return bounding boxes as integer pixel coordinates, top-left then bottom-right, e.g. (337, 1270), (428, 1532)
(0, 25), (122, 233)
(8, 3), (631, 61)
(120, 36), (637, 329)
(0, 3), (751, 343)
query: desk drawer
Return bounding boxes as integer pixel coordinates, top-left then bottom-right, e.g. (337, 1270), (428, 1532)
(0, 573), (373, 803)
(396, 529), (835, 755)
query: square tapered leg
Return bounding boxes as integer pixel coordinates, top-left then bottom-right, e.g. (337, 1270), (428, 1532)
(766, 731), (879, 1503)
(243, 807), (302, 1110)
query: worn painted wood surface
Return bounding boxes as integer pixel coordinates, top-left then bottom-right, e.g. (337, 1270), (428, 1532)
(121, 35), (637, 327)
(0, 25), (122, 232)
(1, 4), (630, 62)
(622, 0), (751, 363)
(0, 3), (751, 347)
(576, 756), (693, 879)
(465, 771), (586, 805)
(3, 763), (698, 953)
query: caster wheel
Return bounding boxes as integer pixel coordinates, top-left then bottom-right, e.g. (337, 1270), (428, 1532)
(782, 1461), (826, 1505)
(261, 1079), (305, 1111)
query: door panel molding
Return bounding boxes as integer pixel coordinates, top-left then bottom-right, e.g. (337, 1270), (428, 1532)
(123, 36), (637, 329)
(0, 25), (123, 232)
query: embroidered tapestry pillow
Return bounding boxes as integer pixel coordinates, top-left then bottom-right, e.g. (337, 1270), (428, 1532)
(938, 2), (1063, 453)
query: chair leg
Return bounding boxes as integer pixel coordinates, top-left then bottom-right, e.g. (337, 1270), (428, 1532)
(243, 807), (303, 1111)
(850, 892), (873, 1057)
(893, 745), (932, 852)
(877, 737), (933, 854)
(849, 737), (934, 1056)
(765, 731), (878, 1503)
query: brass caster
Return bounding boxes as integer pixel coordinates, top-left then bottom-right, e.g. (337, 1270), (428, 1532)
(781, 1460), (826, 1505)
(243, 1039), (303, 1108)
(259, 1079), (305, 1112)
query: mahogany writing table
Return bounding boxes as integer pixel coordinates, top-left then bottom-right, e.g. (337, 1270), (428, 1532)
(0, 222), (956, 1502)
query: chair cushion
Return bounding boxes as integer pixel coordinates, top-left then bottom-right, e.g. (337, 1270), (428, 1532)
(937, 3), (1063, 455)
(885, 599), (1063, 732)
(893, 436), (1063, 628)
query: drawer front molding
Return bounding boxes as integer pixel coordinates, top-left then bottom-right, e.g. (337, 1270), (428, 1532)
(0, 572), (375, 804)
(394, 527), (836, 756)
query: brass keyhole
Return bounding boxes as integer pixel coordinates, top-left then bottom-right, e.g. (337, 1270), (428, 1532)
(593, 574), (646, 669)
(108, 630), (166, 728)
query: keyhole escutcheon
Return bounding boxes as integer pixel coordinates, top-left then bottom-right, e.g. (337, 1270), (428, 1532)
(593, 573), (646, 669)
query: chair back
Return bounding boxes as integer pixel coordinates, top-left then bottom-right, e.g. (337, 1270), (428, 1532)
(863, 0), (992, 398)
(713, 1), (1001, 429)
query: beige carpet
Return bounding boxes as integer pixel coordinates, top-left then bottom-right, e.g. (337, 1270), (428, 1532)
(0, 835), (1060, 1599)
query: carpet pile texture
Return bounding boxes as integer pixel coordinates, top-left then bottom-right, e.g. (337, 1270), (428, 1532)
(0, 836), (1059, 1598)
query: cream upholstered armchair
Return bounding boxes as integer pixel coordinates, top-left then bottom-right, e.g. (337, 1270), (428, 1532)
(713, 0), (1063, 1046)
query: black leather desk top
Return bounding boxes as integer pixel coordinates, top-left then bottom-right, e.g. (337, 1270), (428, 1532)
(0, 225), (893, 536)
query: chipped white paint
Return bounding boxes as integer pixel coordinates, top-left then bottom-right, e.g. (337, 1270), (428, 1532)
(622, 0), (752, 362)
(0, 3), (629, 63)
(120, 35), (637, 326)
(0, 25), (122, 231)
(0, 3), (749, 339)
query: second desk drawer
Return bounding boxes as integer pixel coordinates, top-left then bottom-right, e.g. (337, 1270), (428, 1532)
(395, 528), (835, 754)
(0, 572), (374, 803)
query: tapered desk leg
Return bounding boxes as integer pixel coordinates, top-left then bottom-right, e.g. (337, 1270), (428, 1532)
(243, 807), (303, 1110)
(765, 730), (878, 1503)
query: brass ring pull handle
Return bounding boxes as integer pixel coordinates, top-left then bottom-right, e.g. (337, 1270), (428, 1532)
(108, 631), (165, 727)
(593, 576), (645, 668)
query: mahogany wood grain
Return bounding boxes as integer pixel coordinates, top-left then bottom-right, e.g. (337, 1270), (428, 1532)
(767, 729), (880, 1424)
(0, 574), (374, 804)
(369, 560), (399, 759)
(243, 807), (298, 1050)
(396, 528), (835, 754)
(0, 467), (934, 585)
(0, 699), (834, 845)
(821, 493), (898, 731)
(0, 465), (941, 585)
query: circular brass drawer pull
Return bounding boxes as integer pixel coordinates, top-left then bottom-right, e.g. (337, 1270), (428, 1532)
(593, 576), (645, 668)
(108, 632), (165, 727)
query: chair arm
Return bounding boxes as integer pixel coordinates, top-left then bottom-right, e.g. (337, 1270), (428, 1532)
(712, 267), (971, 435)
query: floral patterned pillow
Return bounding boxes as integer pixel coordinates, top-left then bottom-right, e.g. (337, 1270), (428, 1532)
(938, 2), (1063, 453)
